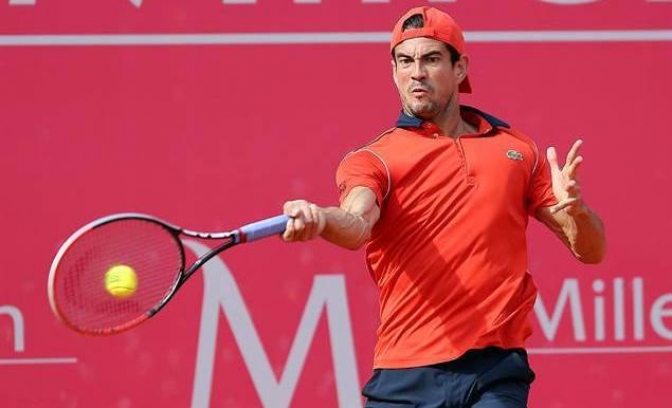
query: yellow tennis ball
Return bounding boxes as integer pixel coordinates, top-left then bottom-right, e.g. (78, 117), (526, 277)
(104, 264), (138, 298)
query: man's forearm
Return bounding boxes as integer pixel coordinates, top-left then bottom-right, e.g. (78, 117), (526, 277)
(320, 206), (373, 250)
(563, 206), (606, 264)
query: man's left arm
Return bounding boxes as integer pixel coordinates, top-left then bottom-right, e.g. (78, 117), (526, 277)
(535, 139), (606, 264)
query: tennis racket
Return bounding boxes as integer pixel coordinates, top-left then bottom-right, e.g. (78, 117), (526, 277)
(48, 212), (289, 336)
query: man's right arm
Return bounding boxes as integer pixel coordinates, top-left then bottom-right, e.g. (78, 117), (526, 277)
(282, 186), (380, 250)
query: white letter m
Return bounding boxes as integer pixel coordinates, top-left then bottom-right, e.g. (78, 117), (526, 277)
(186, 241), (362, 408)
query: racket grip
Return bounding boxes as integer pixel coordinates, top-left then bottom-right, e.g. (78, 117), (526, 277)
(239, 215), (290, 243)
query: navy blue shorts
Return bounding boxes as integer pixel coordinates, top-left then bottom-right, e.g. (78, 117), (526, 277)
(362, 348), (535, 408)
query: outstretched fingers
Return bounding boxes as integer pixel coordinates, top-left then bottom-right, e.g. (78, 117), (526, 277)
(564, 139), (584, 180)
(546, 146), (560, 172)
(565, 139), (583, 166)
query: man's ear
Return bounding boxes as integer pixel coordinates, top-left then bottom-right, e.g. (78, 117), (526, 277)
(454, 54), (469, 84)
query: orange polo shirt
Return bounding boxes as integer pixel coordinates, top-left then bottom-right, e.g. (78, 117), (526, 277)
(337, 106), (557, 369)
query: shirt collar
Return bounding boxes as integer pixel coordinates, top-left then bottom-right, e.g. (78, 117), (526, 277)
(395, 105), (511, 131)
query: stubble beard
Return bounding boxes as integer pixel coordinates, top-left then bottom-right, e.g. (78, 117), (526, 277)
(405, 99), (441, 121)
(403, 89), (457, 123)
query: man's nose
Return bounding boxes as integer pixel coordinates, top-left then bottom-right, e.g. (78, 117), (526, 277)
(411, 61), (426, 80)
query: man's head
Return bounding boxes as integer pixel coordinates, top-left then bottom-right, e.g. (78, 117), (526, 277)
(390, 7), (471, 121)
(390, 7), (471, 94)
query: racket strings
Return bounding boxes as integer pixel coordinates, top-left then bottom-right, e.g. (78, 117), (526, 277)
(52, 219), (182, 334)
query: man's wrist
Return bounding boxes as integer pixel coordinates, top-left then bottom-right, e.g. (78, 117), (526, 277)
(566, 202), (591, 218)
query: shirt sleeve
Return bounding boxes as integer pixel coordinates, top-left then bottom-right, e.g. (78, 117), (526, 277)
(527, 147), (558, 215)
(335, 149), (389, 207)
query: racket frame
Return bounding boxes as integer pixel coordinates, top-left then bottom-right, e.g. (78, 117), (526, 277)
(48, 212), (287, 335)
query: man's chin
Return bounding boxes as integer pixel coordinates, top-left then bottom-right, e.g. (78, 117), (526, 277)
(410, 107), (437, 120)
(408, 103), (438, 120)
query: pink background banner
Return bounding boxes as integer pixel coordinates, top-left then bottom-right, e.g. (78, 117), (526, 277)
(1, 1), (671, 407)
(2, 0), (672, 32)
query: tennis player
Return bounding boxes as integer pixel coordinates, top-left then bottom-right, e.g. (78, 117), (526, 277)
(282, 6), (606, 408)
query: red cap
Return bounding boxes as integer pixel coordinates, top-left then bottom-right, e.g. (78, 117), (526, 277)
(390, 7), (472, 93)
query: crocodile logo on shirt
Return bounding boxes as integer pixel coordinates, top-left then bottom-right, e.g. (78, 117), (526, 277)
(506, 150), (524, 161)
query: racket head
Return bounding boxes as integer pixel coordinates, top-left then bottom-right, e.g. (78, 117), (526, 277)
(48, 213), (185, 335)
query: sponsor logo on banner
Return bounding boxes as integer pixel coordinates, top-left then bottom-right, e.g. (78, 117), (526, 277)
(534, 278), (672, 349)
(0, 305), (78, 366)
(6, 0), (672, 8)
(185, 241), (361, 408)
(178, 240), (672, 406)
(1, 0), (670, 38)
(4, 249), (671, 405)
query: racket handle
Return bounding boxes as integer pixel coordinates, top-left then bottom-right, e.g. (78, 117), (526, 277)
(239, 215), (290, 243)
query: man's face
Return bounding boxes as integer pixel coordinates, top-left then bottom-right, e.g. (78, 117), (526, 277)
(392, 37), (466, 121)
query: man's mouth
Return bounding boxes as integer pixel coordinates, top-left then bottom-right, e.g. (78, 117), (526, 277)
(411, 87), (429, 95)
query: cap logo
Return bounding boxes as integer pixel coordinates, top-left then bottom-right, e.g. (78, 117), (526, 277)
(506, 150), (524, 161)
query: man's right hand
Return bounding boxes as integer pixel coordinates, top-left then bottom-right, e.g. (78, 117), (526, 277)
(282, 200), (327, 242)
